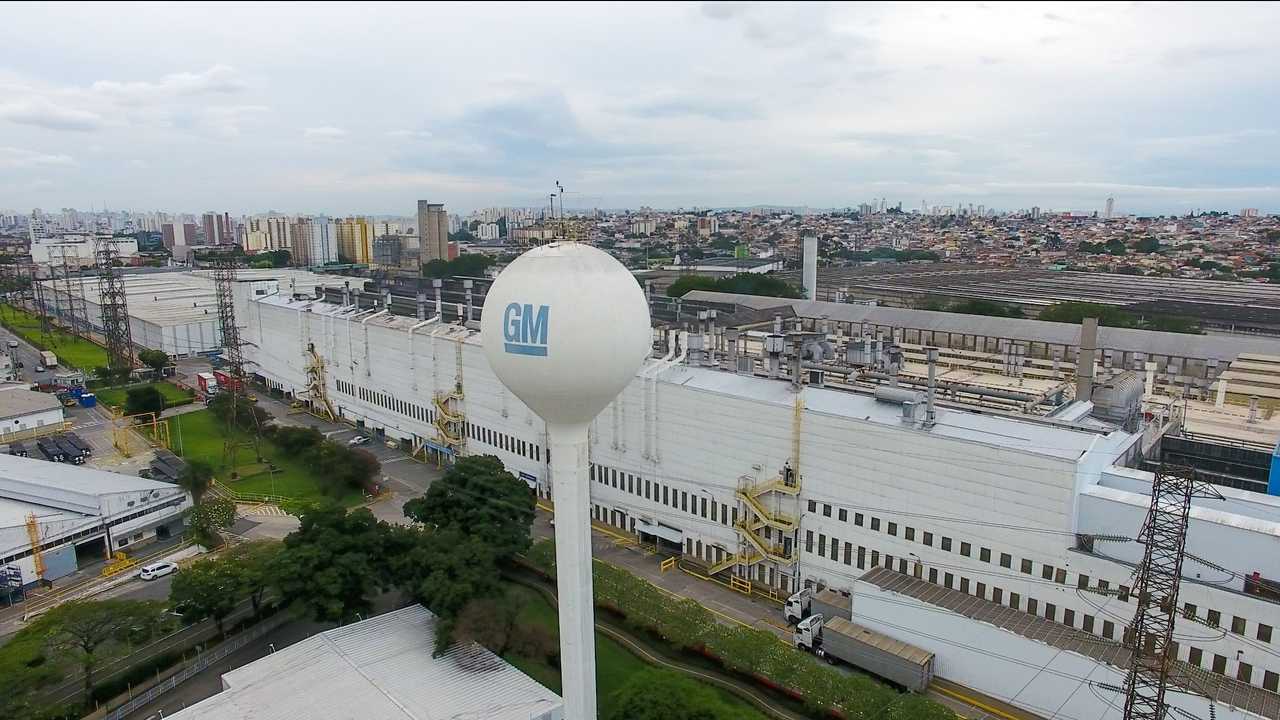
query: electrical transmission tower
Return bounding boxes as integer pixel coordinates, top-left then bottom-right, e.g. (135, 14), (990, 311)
(95, 239), (134, 375)
(211, 252), (262, 466)
(51, 245), (89, 339)
(1121, 465), (1223, 720)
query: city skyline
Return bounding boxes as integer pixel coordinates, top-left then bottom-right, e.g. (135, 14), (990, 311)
(0, 2), (1277, 215)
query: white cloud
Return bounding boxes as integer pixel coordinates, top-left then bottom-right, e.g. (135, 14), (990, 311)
(303, 126), (347, 141)
(91, 64), (246, 102)
(388, 129), (433, 139)
(0, 99), (104, 131)
(0, 147), (75, 168)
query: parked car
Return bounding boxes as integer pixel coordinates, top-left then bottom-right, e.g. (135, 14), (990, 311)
(348, 435), (370, 446)
(34, 364), (45, 372)
(138, 561), (178, 581)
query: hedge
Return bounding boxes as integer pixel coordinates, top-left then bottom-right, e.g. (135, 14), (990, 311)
(523, 539), (954, 720)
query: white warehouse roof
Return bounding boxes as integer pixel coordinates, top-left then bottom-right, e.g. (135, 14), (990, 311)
(167, 605), (564, 720)
(0, 453), (182, 516)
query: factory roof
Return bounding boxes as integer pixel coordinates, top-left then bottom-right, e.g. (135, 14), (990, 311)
(167, 605), (562, 720)
(0, 453), (184, 515)
(680, 291), (1280, 362)
(660, 365), (1122, 462)
(860, 565), (1280, 720)
(0, 496), (87, 530)
(0, 386), (62, 421)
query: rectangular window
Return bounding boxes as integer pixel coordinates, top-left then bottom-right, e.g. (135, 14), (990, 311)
(1238, 662), (1253, 684)
(645, 479), (651, 500)
(831, 538), (840, 562)
(1009, 592), (1020, 610)
(923, 532), (933, 546)
(805, 531), (814, 553)
(710, 501), (718, 522)
(1078, 574), (1090, 589)
(1044, 603), (1055, 621)
(941, 536), (952, 551)
(1103, 620), (1115, 639)
(1119, 585), (1130, 602)
(855, 513), (864, 526)
(700, 497), (708, 518)
(960, 541), (971, 557)
(980, 547), (991, 563)
(976, 582), (986, 598)
(992, 587), (1003, 604)
(1027, 598), (1038, 615)
(857, 546), (866, 569)
(1083, 615), (1095, 634)
(900, 558), (909, 574)
(944, 572), (954, 588)
(1265, 670), (1278, 693)
(838, 509), (848, 522)
(1207, 610), (1220, 628)
(888, 522), (898, 536)
(823, 504), (832, 518)
(681, 491), (688, 512)
(905, 527), (915, 541)
(1232, 616), (1247, 636)
(1042, 565), (1054, 581)
(1063, 608), (1075, 626)
(884, 554), (893, 569)
(662, 486), (669, 505)
(818, 534), (826, 557)
(808, 500), (817, 512)
(871, 517), (881, 531)
(1021, 559), (1033, 574)
(1188, 647), (1203, 667)
(1212, 654), (1227, 675)
(843, 542), (852, 566)
(1000, 553), (1011, 568)
(1259, 624), (1272, 643)
(929, 568), (938, 584)
(871, 550), (879, 567)
(960, 577), (970, 593)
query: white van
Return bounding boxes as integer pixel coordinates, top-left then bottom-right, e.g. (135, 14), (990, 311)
(138, 561), (178, 580)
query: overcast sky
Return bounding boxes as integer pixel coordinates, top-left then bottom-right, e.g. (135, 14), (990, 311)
(1, 2), (1276, 216)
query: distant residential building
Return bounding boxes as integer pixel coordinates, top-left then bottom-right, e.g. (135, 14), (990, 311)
(476, 222), (500, 241)
(289, 216), (337, 266)
(161, 222), (196, 250)
(1104, 197), (1115, 219)
(201, 212), (233, 246)
(629, 218), (656, 236)
(417, 201), (449, 262)
(335, 217), (373, 264)
(697, 215), (720, 238)
(1242, 208), (1260, 218)
(28, 210), (49, 243)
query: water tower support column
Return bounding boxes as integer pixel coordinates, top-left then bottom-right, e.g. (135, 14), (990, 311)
(549, 421), (597, 719)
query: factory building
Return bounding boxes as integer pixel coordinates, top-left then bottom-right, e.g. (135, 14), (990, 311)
(0, 454), (190, 588)
(236, 279), (1280, 713)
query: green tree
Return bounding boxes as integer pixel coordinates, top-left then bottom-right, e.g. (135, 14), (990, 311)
(946, 299), (1024, 318)
(1038, 302), (1136, 328)
(227, 541), (282, 619)
(0, 624), (64, 716)
(36, 600), (165, 699)
(666, 273), (803, 299)
(604, 669), (736, 720)
(422, 254), (495, 278)
(207, 392), (272, 432)
(267, 425), (324, 455)
(402, 454), (534, 561)
(186, 497), (236, 546)
(138, 349), (170, 375)
(390, 527), (500, 652)
(274, 505), (395, 623)
(169, 558), (241, 636)
(124, 384), (165, 416)
(450, 596), (519, 655)
(179, 457), (216, 505)
(1132, 237), (1161, 253)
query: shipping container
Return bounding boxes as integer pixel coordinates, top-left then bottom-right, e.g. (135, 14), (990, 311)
(795, 615), (934, 692)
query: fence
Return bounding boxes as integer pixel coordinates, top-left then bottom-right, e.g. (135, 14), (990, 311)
(93, 613), (287, 720)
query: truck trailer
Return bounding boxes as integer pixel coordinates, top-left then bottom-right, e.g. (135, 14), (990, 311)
(794, 614), (935, 692)
(195, 372), (219, 397)
(40, 350), (58, 367)
(785, 586), (850, 624)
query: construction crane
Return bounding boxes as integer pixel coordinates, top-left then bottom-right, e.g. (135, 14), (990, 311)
(1121, 465), (1223, 720)
(25, 512), (45, 580)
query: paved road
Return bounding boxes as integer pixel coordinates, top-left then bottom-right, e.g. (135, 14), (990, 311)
(0, 320), (58, 385)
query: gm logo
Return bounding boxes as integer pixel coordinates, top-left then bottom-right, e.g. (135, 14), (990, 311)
(503, 303), (549, 356)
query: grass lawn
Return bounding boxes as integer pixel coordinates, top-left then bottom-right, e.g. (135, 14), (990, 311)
(94, 381), (195, 410)
(163, 409), (363, 507)
(500, 582), (770, 719)
(0, 303), (109, 370)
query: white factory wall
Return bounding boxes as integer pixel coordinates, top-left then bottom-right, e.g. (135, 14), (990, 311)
(850, 577), (1254, 720)
(241, 295), (1280, 691)
(2, 407), (64, 437)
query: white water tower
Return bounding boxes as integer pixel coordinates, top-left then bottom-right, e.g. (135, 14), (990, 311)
(482, 241), (651, 720)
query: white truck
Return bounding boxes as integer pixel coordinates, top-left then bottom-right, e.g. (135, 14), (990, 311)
(784, 586), (848, 625)
(40, 350), (58, 368)
(794, 614), (935, 692)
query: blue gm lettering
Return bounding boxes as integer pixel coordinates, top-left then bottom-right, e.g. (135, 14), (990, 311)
(503, 303), (550, 356)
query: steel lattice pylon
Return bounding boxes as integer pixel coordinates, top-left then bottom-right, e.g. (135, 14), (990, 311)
(211, 254), (245, 382)
(95, 239), (134, 373)
(1122, 465), (1223, 720)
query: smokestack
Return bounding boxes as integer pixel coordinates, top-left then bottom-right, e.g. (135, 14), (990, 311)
(433, 278), (443, 318)
(802, 235), (818, 301)
(416, 291), (427, 320)
(1076, 317), (1098, 402)
(925, 347), (938, 428)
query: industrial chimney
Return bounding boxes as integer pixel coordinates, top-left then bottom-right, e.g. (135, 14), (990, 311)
(1076, 317), (1099, 402)
(802, 235), (818, 301)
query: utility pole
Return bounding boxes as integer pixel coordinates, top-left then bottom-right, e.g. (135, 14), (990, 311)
(1121, 464), (1223, 720)
(96, 238), (134, 376)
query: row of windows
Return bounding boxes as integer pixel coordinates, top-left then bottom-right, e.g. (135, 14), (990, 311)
(335, 379), (436, 424)
(1184, 603), (1274, 644)
(591, 463), (741, 528)
(807, 501), (1133, 601)
(1, 498), (183, 566)
(466, 422), (544, 462)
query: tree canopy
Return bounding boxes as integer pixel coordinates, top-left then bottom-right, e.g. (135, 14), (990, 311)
(422, 253), (495, 278)
(1037, 301), (1201, 334)
(389, 527), (500, 653)
(35, 599), (166, 698)
(666, 273), (802, 299)
(179, 457), (215, 504)
(124, 384), (165, 416)
(169, 558), (241, 636)
(138, 349), (170, 374)
(604, 669), (738, 720)
(274, 505), (397, 623)
(402, 454), (534, 561)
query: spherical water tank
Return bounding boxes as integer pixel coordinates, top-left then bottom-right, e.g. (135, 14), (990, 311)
(482, 242), (651, 427)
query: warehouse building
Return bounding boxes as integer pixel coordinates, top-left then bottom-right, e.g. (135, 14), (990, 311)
(167, 604), (563, 720)
(0, 454), (190, 588)
(0, 383), (65, 444)
(235, 279), (1280, 714)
